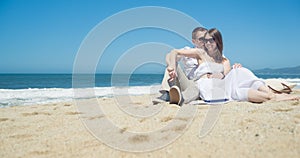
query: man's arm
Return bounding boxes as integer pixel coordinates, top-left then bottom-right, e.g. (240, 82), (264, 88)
(167, 48), (205, 80)
(165, 53), (182, 67)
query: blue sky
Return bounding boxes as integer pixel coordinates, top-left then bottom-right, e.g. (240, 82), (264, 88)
(0, 0), (300, 74)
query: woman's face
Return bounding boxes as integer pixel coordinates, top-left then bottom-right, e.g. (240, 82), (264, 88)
(204, 34), (217, 53)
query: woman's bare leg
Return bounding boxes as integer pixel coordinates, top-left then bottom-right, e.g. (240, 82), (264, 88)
(247, 89), (274, 103)
(248, 88), (299, 103)
(258, 85), (299, 101)
(258, 85), (272, 93)
(274, 93), (300, 101)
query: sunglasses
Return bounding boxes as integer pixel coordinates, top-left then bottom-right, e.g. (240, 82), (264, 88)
(204, 38), (215, 43)
(198, 37), (205, 42)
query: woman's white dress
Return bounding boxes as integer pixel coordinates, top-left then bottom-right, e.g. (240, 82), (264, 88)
(194, 62), (265, 102)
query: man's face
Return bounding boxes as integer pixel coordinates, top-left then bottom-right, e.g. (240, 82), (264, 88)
(192, 31), (207, 49)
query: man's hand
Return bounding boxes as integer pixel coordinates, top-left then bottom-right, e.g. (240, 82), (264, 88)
(167, 66), (176, 81)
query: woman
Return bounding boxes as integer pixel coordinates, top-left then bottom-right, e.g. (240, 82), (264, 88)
(168, 28), (298, 103)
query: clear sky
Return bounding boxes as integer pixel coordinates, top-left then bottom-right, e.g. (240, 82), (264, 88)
(1, 0), (300, 74)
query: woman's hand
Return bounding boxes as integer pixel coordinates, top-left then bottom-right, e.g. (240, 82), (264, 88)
(232, 63), (242, 69)
(207, 72), (225, 79)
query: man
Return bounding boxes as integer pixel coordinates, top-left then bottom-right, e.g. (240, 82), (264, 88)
(154, 27), (208, 105)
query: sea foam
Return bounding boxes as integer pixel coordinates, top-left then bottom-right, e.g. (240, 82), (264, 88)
(0, 85), (161, 107)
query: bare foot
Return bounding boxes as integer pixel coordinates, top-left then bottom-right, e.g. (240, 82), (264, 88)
(274, 93), (300, 101)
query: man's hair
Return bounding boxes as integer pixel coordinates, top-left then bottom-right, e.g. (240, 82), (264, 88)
(192, 27), (207, 39)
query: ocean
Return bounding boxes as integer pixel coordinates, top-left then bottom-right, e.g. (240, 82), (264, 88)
(0, 73), (300, 107)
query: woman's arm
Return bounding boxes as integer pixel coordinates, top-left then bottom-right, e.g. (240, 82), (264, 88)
(207, 58), (231, 79)
(223, 58), (231, 75)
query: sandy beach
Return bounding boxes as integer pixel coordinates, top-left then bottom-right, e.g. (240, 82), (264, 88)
(1, 90), (300, 158)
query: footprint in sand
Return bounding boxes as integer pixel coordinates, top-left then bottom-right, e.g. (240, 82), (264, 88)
(139, 118), (146, 123)
(134, 102), (143, 105)
(119, 127), (128, 134)
(172, 124), (187, 132)
(175, 117), (190, 122)
(65, 111), (83, 115)
(273, 108), (294, 112)
(160, 124), (187, 133)
(0, 118), (10, 122)
(29, 150), (50, 156)
(87, 115), (104, 120)
(22, 112), (51, 116)
(160, 116), (190, 122)
(160, 116), (173, 122)
(128, 134), (149, 143)
(9, 134), (33, 139)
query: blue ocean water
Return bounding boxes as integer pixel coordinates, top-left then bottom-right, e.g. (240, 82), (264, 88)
(0, 73), (299, 107)
(0, 74), (164, 107)
(0, 74), (163, 89)
(1, 73), (299, 89)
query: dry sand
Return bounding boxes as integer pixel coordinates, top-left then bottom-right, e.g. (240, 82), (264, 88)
(1, 90), (300, 158)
